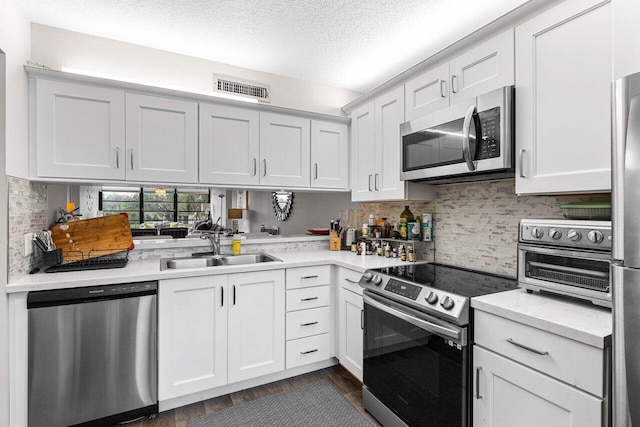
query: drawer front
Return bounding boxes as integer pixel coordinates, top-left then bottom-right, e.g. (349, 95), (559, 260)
(286, 333), (331, 369)
(286, 286), (330, 312)
(338, 267), (363, 295)
(286, 306), (331, 340)
(286, 265), (331, 289)
(474, 310), (605, 397)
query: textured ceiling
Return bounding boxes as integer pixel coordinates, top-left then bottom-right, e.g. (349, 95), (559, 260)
(16, 0), (529, 93)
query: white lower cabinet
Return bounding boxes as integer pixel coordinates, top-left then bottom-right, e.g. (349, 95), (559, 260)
(227, 270), (286, 383)
(473, 346), (602, 427)
(159, 269), (285, 400)
(158, 275), (228, 400)
(337, 271), (364, 381)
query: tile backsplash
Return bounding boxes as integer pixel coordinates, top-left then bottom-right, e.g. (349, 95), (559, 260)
(8, 176), (48, 281)
(357, 179), (610, 278)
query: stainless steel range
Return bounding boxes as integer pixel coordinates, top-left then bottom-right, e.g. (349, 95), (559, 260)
(359, 263), (517, 427)
(518, 219), (612, 307)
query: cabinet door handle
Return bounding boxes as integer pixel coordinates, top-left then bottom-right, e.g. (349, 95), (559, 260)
(374, 173), (380, 191)
(221, 286), (224, 307)
(361, 309), (365, 330)
(253, 158), (257, 176)
(507, 338), (549, 355)
(314, 163), (318, 180)
(300, 348), (318, 355)
(301, 297), (319, 301)
(344, 278), (359, 284)
(519, 149), (526, 178)
(115, 146), (120, 169)
(262, 159), (267, 177)
(300, 321), (318, 327)
(233, 285), (236, 305)
(129, 149), (134, 170)
(368, 174), (373, 191)
(476, 367), (483, 399)
(301, 275), (318, 280)
(440, 79), (447, 98)
(451, 75), (458, 93)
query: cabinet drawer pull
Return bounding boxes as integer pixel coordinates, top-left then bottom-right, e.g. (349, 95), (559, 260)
(344, 278), (359, 284)
(368, 174), (373, 191)
(129, 149), (134, 170)
(301, 275), (318, 280)
(263, 159), (267, 177)
(361, 309), (365, 330)
(253, 158), (257, 176)
(519, 149), (526, 178)
(314, 163), (318, 180)
(115, 146), (120, 169)
(300, 348), (318, 355)
(374, 173), (380, 191)
(221, 286), (224, 307)
(301, 297), (319, 301)
(440, 79), (447, 98)
(300, 321), (319, 327)
(233, 285), (236, 305)
(507, 338), (549, 355)
(476, 367), (483, 399)
(451, 74), (458, 93)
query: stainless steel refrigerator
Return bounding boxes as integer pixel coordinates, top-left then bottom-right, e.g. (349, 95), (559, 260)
(613, 71), (640, 427)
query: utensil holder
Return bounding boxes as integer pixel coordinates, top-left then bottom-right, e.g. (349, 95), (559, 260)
(329, 231), (341, 251)
(43, 249), (63, 266)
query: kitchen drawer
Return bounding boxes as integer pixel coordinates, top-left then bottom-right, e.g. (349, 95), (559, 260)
(286, 265), (331, 289)
(286, 306), (331, 340)
(338, 267), (363, 295)
(286, 285), (330, 312)
(286, 333), (331, 369)
(474, 310), (606, 397)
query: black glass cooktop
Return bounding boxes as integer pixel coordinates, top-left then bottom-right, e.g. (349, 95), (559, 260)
(370, 262), (517, 298)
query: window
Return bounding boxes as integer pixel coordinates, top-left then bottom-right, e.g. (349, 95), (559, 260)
(99, 188), (210, 227)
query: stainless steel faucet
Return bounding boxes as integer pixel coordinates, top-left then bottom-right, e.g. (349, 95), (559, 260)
(200, 224), (224, 255)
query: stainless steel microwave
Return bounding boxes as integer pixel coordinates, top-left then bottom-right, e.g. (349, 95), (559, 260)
(400, 86), (515, 183)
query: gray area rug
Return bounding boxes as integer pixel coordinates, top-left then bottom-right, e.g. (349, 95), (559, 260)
(188, 379), (373, 427)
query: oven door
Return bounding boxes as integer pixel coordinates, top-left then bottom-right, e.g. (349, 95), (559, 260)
(362, 291), (469, 427)
(400, 86), (512, 181)
(518, 243), (612, 305)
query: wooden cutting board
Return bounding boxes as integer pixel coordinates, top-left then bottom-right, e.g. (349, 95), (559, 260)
(50, 213), (134, 262)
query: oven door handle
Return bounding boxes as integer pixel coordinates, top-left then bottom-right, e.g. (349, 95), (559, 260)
(363, 294), (461, 341)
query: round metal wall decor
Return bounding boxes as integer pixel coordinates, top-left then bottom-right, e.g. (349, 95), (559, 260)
(272, 191), (294, 221)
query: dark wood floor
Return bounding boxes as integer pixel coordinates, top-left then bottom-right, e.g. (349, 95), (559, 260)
(130, 365), (380, 427)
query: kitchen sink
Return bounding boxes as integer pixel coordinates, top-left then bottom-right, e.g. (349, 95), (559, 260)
(161, 253), (281, 270)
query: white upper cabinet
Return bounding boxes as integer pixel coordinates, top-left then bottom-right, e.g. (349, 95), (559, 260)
(350, 87), (435, 202)
(199, 103), (260, 186)
(405, 29), (514, 121)
(310, 120), (349, 189)
(35, 79), (125, 180)
(613, 0), (640, 79)
(125, 93), (198, 183)
(515, 0), (612, 194)
(259, 112), (311, 188)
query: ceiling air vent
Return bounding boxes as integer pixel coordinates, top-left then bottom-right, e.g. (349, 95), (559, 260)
(214, 74), (271, 103)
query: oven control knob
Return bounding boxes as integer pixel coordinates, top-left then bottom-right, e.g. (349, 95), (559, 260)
(588, 230), (604, 244)
(440, 296), (455, 310)
(567, 229), (582, 241)
(372, 275), (383, 286)
(425, 291), (438, 305)
(530, 227), (544, 239)
(362, 272), (373, 282)
(549, 228), (562, 240)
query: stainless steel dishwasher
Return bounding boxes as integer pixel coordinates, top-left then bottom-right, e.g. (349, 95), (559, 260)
(27, 281), (158, 427)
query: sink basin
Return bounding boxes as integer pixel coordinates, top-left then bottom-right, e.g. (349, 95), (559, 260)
(161, 253), (281, 270)
(219, 253), (281, 265)
(164, 257), (222, 269)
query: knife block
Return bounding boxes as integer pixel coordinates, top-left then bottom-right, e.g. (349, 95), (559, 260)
(329, 231), (341, 251)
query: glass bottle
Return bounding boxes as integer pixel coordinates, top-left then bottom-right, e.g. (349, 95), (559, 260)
(399, 206), (414, 239)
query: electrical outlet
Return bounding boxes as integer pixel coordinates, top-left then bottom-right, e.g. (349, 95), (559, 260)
(24, 233), (34, 256)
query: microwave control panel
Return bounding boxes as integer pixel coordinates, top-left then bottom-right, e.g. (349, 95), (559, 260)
(477, 107), (500, 160)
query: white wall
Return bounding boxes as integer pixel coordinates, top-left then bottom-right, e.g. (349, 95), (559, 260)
(0, 0), (31, 423)
(30, 24), (361, 116)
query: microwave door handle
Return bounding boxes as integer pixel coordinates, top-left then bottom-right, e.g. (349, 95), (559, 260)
(462, 105), (477, 172)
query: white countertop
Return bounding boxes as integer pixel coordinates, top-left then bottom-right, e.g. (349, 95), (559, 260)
(7, 249), (413, 293)
(472, 289), (612, 348)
